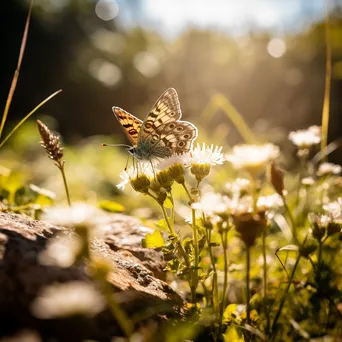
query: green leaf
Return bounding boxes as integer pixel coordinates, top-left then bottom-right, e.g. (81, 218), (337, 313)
(223, 324), (245, 342)
(14, 186), (38, 206)
(223, 304), (238, 322)
(164, 258), (181, 273)
(155, 218), (171, 232)
(277, 244), (299, 252)
(98, 200), (125, 213)
(142, 230), (165, 248)
(163, 196), (173, 209)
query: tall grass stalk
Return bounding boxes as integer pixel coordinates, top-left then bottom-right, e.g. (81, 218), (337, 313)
(0, 0), (33, 140)
(201, 93), (258, 144)
(320, 0), (332, 161)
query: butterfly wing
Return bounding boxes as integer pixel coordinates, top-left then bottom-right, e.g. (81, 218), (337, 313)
(136, 88), (197, 158)
(112, 107), (143, 146)
(153, 121), (198, 155)
(138, 88), (181, 143)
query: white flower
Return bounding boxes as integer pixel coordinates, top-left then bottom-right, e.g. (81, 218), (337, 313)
(323, 198), (342, 220)
(225, 144), (280, 177)
(288, 125), (321, 148)
(156, 154), (190, 170)
(31, 281), (106, 319)
(225, 178), (251, 195)
(39, 234), (82, 268)
(302, 177), (315, 186)
(189, 143), (225, 166)
(116, 163), (154, 191)
(227, 193), (283, 215)
(317, 163), (342, 176)
(257, 193), (284, 210)
(117, 169), (130, 190)
(41, 203), (103, 227)
(192, 192), (230, 214)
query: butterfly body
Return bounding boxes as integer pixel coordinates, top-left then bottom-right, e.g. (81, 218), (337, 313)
(112, 88), (197, 162)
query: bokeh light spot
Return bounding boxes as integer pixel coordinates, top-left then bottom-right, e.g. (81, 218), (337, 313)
(133, 52), (160, 78)
(88, 59), (121, 87)
(95, 0), (119, 21)
(267, 38), (286, 58)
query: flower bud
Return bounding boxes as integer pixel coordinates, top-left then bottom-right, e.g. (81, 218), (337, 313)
(156, 170), (174, 192)
(191, 163), (211, 183)
(130, 174), (150, 194)
(327, 221), (341, 236)
(232, 211), (267, 247)
(168, 164), (185, 184)
(268, 162), (284, 196)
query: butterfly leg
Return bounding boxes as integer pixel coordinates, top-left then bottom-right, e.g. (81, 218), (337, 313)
(150, 159), (157, 182)
(124, 154), (130, 171)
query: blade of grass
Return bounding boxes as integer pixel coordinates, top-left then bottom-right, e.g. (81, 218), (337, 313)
(0, 89), (62, 149)
(201, 93), (258, 144)
(0, 0), (33, 140)
(320, 0), (332, 161)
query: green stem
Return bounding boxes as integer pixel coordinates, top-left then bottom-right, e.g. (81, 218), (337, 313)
(58, 162), (71, 207)
(218, 229), (229, 339)
(281, 193), (298, 244)
(191, 208), (199, 305)
(271, 253), (301, 339)
(101, 279), (133, 337)
(147, 192), (191, 271)
(204, 222), (219, 312)
(262, 230), (270, 335)
(317, 240), (323, 276)
(181, 182), (192, 200)
(182, 182), (200, 305)
(246, 245), (251, 325)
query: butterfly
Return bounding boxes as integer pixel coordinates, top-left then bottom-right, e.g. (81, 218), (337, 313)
(111, 88), (198, 161)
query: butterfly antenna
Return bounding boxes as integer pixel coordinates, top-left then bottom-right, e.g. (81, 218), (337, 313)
(102, 143), (132, 148)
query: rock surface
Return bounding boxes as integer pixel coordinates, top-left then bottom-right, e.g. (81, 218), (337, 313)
(0, 212), (185, 342)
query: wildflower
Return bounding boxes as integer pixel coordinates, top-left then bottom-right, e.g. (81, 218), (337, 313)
(302, 177), (315, 186)
(323, 198), (342, 220)
(226, 144), (280, 178)
(189, 143), (224, 182)
(257, 193), (283, 210)
(225, 178), (251, 196)
(309, 213), (341, 240)
(317, 163), (342, 177)
(31, 281), (106, 319)
(157, 154), (189, 184)
(268, 162), (284, 196)
(156, 170), (174, 191)
(191, 192), (230, 215)
(232, 211), (268, 247)
(39, 234), (82, 268)
(288, 125), (321, 149)
(117, 164), (154, 193)
(41, 203), (102, 227)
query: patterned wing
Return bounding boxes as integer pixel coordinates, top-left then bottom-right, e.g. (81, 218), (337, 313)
(149, 120), (198, 155)
(112, 107), (142, 146)
(138, 88), (181, 144)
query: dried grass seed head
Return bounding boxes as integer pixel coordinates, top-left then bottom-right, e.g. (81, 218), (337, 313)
(37, 120), (63, 162)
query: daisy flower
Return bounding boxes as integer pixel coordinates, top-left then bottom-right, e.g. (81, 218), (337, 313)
(189, 143), (225, 182)
(156, 154), (190, 184)
(317, 163), (342, 177)
(31, 281), (106, 319)
(192, 192), (230, 215)
(288, 125), (321, 149)
(226, 144), (280, 178)
(117, 163), (154, 193)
